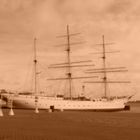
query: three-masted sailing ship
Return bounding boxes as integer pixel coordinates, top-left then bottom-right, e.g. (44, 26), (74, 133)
(2, 26), (132, 111)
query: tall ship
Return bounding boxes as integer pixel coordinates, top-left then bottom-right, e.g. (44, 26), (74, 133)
(2, 25), (132, 111)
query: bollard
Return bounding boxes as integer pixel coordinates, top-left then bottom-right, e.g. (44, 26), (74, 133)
(9, 108), (14, 116)
(35, 107), (39, 113)
(0, 99), (3, 117)
(60, 108), (64, 112)
(8, 98), (14, 116)
(48, 109), (52, 113)
(0, 108), (3, 117)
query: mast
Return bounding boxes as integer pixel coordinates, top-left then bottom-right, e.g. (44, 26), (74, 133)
(102, 35), (107, 98)
(66, 25), (72, 99)
(84, 35), (130, 98)
(34, 38), (39, 113)
(48, 25), (98, 99)
(34, 38), (37, 96)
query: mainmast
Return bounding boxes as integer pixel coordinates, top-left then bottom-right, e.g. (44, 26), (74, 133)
(66, 25), (72, 99)
(48, 25), (98, 99)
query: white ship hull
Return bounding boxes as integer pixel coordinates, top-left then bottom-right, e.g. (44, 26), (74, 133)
(3, 95), (129, 111)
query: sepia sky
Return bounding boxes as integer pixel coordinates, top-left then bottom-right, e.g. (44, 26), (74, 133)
(0, 0), (140, 100)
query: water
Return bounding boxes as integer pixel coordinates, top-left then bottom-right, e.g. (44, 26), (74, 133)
(126, 102), (140, 113)
(0, 103), (140, 140)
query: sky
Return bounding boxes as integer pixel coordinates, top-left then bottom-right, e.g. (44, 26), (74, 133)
(0, 0), (140, 100)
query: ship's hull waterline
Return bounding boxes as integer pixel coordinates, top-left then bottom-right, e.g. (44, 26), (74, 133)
(3, 95), (129, 111)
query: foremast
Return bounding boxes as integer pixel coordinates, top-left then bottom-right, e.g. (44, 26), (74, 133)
(33, 38), (39, 113)
(34, 38), (37, 97)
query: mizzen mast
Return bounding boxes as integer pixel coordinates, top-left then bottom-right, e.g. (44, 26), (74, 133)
(102, 35), (108, 97)
(85, 35), (130, 98)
